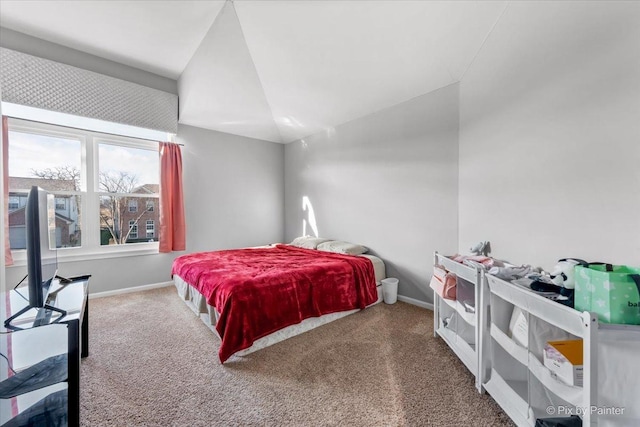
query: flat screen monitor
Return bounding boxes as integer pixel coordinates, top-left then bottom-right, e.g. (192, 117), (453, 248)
(25, 186), (58, 308)
(3, 186), (62, 330)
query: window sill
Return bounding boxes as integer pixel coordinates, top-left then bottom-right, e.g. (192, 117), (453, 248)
(7, 245), (161, 267)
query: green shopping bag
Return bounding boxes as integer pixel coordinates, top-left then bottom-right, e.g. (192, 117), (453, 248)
(574, 264), (640, 324)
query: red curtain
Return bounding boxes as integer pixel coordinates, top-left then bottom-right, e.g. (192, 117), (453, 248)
(159, 142), (186, 253)
(2, 116), (14, 265)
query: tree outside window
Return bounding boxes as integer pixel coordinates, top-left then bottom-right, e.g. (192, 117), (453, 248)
(6, 118), (159, 252)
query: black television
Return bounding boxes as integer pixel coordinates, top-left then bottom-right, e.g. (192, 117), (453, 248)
(4, 186), (65, 329)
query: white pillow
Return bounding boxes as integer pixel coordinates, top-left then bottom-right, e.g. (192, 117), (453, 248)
(289, 236), (330, 249)
(316, 240), (368, 255)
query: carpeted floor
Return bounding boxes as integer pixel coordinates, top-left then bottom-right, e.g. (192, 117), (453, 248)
(80, 286), (512, 426)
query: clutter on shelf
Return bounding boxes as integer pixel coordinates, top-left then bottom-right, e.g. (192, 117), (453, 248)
(470, 240), (491, 257)
(429, 264), (457, 300)
(543, 339), (584, 387)
(575, 263), (640, 325)
(492, 258), (640, 325)
(434, 243), (640, 426)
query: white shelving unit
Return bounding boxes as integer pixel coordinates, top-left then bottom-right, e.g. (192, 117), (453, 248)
(432, 252), (484, 392)
(483, 272), (598, 426)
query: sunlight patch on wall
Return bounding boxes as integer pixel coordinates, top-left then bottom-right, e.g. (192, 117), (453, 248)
(302, 195), (319, 237)
(324, 126), (336, 139)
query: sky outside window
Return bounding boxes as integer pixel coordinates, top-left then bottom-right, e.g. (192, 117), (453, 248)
(8, 131), (81, 181)
(98, 144), (159, 189)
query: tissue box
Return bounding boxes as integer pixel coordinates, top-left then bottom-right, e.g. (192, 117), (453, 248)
(543, 340), (583, 386)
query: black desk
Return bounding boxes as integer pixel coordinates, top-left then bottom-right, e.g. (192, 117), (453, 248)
(0, 277), (89, 427)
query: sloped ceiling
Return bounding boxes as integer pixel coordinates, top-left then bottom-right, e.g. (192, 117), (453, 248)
(0, 0), (508, 143)
(177, 2), (282, 143)
(0, 0), (225, 79)
(232, 0), (506, 143)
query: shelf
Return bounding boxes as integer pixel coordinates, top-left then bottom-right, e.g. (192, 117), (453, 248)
(1, 276), (90, 427)
(435, 254), (479, 284)
(5, 386), (68, 427)
(485, 274), (586, 337)
(490, 323), (582, 406)
(440, 296), (476, 327)
(484, 369), (531, 427)
(440, 295), (456, 311)
(435, 325), (477, 375)
(490, 324), (527, 366)
(0, 353), (67, 399)
(433, 251), (483, 393)
(456, 301), (476, 327)
(528, 354), (582, 407)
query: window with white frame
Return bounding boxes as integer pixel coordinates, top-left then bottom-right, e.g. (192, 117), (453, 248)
(7, 124), (83, 250)
(146, 200), (154, 212)
(146, 220), (155, 238)
(55, 197), (67, 210)
(129, 220), (138, 239)
(6, 116), (161, 255)
(8, 196), (19, 210)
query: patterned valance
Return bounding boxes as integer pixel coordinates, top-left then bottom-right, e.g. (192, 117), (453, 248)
(0, 48), (178, 134)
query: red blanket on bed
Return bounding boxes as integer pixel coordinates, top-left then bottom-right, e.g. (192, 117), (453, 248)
(171, 244), (378, 363)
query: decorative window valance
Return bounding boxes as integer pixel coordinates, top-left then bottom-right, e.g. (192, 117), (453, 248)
(0, 48), (178, 134)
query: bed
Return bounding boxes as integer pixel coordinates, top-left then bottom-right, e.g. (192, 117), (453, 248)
(172, 243), (386, 363)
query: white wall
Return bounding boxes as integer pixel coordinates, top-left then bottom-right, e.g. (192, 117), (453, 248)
(178, 124), (284, 253)
(285, 84), (459, 303)
(459, 1), (640, 269)
(5, 254), (179, 294)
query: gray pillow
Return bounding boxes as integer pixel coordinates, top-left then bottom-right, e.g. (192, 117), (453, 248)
(316, 240), (368, 255)
(289, 236), (330, 249)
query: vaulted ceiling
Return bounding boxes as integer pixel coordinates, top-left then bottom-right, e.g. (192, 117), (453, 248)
(0, 0), (508, 143)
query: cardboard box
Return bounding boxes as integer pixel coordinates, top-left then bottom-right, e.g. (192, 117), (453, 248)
(543, 339), (583, 386)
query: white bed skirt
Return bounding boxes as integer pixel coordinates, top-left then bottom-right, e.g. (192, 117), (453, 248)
(173, 275), (383, 359)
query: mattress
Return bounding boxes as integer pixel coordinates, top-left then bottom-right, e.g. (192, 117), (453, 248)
(173, 251), (385, 360)
(359, 254), (386, 283)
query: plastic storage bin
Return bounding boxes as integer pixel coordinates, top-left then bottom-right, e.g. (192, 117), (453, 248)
(381, 278), (399, 304)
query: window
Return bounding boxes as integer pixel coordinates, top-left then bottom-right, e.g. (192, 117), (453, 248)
(7, 126), (82, 250)
(6, 116), (161, 256)
(8, 196), (19, 210)
(146, 220), (155, 238)
(129, 220), (138, 239)
(55, 197), (67, 210)
(98, 142), (159, 246)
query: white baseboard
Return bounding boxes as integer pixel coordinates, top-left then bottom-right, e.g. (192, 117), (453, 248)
(397, 295), (434, 310)
(89, 281), (173, 299)
(89, 282), (435, 312)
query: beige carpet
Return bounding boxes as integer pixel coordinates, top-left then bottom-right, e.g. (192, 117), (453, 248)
(80, 286), (512, 426)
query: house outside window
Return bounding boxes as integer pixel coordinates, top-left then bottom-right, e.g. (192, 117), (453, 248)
(7, 126), (82, 250)
(98, 142), (160, 246)
(6, 116), (161, 256)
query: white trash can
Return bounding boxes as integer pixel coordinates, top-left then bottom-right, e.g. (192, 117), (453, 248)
(381, 278), (399, 304)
